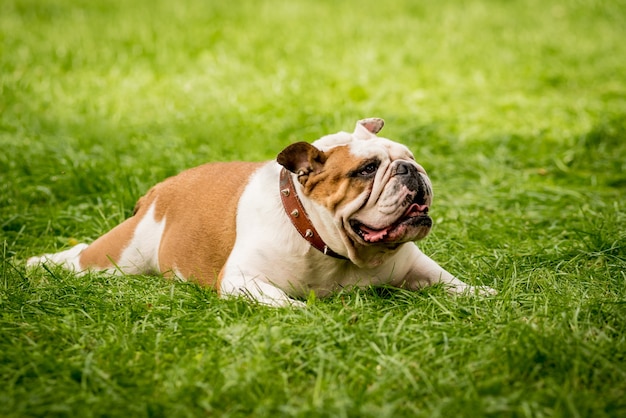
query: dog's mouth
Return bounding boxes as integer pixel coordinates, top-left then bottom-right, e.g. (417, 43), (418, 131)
(350, 202), (432, 244)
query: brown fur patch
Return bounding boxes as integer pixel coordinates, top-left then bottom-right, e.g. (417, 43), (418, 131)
(302, 146), (371, 211)
(156, 162), (262, 287)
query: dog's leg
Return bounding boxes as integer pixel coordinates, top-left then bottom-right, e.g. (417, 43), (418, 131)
(27, 201), (165, 276)
(26, 243), (90, 273)
(400, 245), (497, 296)
(219, 271), (306, 307)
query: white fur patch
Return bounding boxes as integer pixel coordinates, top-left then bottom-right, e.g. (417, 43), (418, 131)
(116, 202), (166, 275)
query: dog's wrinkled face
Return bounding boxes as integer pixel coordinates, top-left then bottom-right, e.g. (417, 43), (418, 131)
(277, 118), (433, 253)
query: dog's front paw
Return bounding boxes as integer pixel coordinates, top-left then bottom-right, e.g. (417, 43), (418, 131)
(473, 285), (498, 296)
(447, 283), (497, 296)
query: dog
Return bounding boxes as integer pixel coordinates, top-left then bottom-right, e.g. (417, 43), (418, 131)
(27, 118), (495, 306)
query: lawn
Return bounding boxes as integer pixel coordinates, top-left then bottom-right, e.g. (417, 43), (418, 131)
(1, 0), (626, 416)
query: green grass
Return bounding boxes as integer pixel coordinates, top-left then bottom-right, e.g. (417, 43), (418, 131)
(1, 0), (626, 416)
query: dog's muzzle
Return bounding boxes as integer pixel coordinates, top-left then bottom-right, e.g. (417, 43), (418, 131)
(349, 161), (433, 244)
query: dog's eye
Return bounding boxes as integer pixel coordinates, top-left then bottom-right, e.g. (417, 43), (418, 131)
(356, 162), (379, 177)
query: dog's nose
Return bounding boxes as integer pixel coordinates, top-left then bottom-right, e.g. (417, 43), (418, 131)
(394, 161), (414, 177)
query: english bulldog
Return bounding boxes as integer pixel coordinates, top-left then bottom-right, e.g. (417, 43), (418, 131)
(27, 118), (495, 306)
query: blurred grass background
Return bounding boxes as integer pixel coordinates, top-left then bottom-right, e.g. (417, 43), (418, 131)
(1, 0), (626, 416)
(1, 0), (624, 248)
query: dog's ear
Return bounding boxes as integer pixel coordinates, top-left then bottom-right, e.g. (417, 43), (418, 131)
(354, 117), (385, 139)
(277, 142), (326, 176)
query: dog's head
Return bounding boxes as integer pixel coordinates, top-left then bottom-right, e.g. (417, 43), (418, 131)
(277, 118), (433, 265)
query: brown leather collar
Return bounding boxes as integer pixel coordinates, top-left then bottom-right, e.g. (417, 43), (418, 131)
(279, 168), (347, 260)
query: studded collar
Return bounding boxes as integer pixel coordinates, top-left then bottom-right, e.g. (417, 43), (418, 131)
(279, 168), (347, 260)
